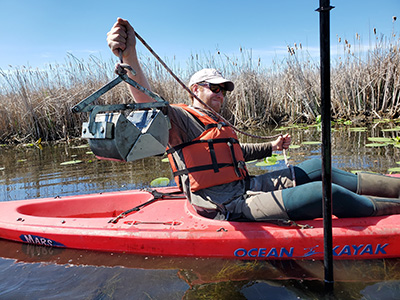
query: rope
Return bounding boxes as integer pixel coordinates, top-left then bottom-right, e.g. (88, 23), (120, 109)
(284, 148), (296, 187)
(133, 31), (282, 141)
(116, 49), (136, 76)
(116, 31), (292, 168)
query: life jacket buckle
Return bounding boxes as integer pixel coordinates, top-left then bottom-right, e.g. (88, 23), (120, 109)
(238, 161), (246, 170)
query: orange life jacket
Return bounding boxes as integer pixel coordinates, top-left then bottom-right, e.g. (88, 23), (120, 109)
(167, 104), (248, 192)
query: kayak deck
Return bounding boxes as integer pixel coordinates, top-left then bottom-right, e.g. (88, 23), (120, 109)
(0, 187), (399, 260)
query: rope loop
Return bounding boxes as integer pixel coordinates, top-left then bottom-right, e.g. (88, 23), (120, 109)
(115, 48), (136, 76)
(114, 63), (135, 76)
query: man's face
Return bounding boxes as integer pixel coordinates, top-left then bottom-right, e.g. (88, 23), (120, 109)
(193, 83), (226, 113)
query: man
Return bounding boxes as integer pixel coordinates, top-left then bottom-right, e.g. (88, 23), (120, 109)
(107, 18), (400, 221)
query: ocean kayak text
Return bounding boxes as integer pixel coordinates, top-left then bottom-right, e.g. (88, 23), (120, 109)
(234, 243), (389, 258)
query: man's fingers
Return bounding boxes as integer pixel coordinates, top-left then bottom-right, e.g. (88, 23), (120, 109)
(107, 20), (130, 55)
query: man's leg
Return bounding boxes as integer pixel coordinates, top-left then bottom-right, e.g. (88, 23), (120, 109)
(294, 158), (358, 192)
(240, 182), (400, 221)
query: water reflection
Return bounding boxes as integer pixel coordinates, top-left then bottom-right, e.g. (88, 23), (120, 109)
(1, 125), (400, 298)
(0, 142), (173, 200)
(0, 239), (399, 299)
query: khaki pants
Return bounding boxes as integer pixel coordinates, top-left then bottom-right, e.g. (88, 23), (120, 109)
(230, 168), (295, 221)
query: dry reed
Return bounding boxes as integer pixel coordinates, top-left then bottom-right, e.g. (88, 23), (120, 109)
(0, 27), (399, 143)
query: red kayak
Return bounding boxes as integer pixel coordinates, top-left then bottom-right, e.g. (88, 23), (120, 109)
(0, 185), (400, 260)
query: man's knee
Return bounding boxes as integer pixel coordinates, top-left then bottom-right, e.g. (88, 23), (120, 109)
(240, 190), (289, 221)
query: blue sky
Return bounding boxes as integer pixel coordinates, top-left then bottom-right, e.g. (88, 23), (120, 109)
(0, 0), (398, 71)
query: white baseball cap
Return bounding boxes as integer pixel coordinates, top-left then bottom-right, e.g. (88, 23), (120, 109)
(188, 68), (234, 91)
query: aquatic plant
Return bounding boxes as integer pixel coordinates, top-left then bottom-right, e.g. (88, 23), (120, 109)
(0, 25), (399, 143)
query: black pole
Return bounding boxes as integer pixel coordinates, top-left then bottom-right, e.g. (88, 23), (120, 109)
(317, 0), (334, 292)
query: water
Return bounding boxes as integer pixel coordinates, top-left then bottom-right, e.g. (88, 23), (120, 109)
(1, 125), (400, 299)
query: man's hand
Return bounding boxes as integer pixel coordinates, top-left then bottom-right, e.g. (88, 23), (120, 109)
(271, 134), (291, 151)
(106, 18), (153, 103)
(107, 18), (136, 60)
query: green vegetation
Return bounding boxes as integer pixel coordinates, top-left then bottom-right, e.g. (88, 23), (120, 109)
(0, 27), (399, 143)
(150, 177), (170, 187)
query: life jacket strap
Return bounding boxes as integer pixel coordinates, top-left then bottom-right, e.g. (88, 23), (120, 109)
(227, 140), (241, 177)
(173, 163), (235, 177)
(208, 140), (219, 173)
(166, 137), (240, 154)
(204, 122), (227, 130)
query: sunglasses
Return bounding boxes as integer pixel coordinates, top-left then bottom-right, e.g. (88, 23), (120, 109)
(197, 82), (227, 96)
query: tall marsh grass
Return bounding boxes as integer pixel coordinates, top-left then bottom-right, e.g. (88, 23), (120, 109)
(0, 27), (399, 143)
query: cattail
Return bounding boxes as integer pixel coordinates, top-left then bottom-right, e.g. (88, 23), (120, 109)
(373, 28), (377, 35)
(393, 16), (397, 22)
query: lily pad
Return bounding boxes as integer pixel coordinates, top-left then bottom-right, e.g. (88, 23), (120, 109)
(382, 127), (400, 132)
(256, 155), (279, 167)
(367, 137), (393, 143)
(60, 160), (83, 166)
(365, 143), (388, 147)
(351, 170), (377, 174)
(350, 170), (364, 174)
(246, 160), (258, 164)
(256, 160), (278, 167)
(349, 127), (368, 132)
(265, 155), (278, 163)
(274, 126), (295, 131)
(273, 154), (289, 161)
(289, 145), (301, 149)
(388, 167), (400, 173)
(161, 157), (169, 163)
(71, 145), (89, 149)
(302, 141), (321, 145)
(373, 119), (391, 124)
(150, 177), (170, 187)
